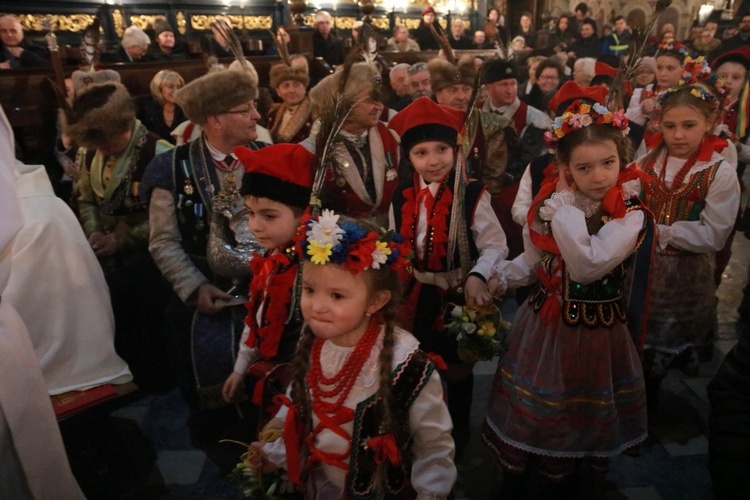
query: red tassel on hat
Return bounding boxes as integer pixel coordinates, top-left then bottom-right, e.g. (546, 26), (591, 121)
(367, 434), (402, 465)
(251, 380), (264, 406)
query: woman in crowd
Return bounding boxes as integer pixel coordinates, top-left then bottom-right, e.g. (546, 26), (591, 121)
(138, 69), (186, 145)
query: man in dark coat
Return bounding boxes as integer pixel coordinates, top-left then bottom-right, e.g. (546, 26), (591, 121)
(0, 16), (49, 69)
(312, 10), (346, 67)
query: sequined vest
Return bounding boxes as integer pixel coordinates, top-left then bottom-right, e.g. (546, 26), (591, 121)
(643, 162), (720, 226)
(527, 198), (647, 329)
(346, 350), (434, 499)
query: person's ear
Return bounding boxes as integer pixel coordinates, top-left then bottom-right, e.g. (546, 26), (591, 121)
(367, 289), (392, 316)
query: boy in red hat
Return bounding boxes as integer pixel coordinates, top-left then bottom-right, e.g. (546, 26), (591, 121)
(388, 96), (508, 456)
(222, 144), (314, 407)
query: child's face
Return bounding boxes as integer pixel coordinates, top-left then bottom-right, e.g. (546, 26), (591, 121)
(301, 263), (390, 347)
(655, 55), (682, 89)
(661, 104), (713, 159)
(409, 140), (455, 183)
(716, 61), (747, 99)
(563, 140), (621, 201)
(245, 196), (301, 250)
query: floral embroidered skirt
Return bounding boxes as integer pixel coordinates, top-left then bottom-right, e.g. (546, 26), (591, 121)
(482, 301), (647, 480)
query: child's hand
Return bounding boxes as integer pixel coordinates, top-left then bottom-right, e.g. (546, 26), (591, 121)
(556, 167), (576, 193)
(465, 275), (492, 308)
(641, 97), (657, 115)
(222, 372), (245, 403)
(487, 272), (508, 297)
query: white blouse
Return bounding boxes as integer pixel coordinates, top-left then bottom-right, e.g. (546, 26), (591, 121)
(263, 326), (456, 500)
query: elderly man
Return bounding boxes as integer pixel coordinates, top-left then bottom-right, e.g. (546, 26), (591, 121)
(473, 30), (491, 49)
(0, 16), (49, 69)
(408, 61), (432, 100)
(102, 26), (151, 63)
(149, 20), (188, 61)
(449, 19), (473, 49)
(386, 24), (420, 52)
(267, 61), (314, 143)
(384, 63), (412, 111)
(313, 10), (345, 67)
(141, 70), (265, 417)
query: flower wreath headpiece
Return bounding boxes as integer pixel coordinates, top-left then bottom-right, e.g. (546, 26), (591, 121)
(543, 100), (630, 152)
(297, 209), (412, 274)
(655, 39), (690, 59)
(657, 56), (729, 110)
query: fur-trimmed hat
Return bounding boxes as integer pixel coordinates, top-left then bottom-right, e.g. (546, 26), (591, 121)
(154, 20), (173, 37)
(236, 143), (314, 208)
(309, 63), (381, 112)
(71, 69), (122, 94)
(63, 82), (135, 150)
(174, 69), (258, 125)
(269, 63), (310, 90)
(481, 58), (518, 84)
(428, 55), (476, 92)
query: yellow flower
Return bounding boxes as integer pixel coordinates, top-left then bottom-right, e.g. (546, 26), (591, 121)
(307, 241), (333, 265)
(579, 103), (591, 114)
(691, 88), (702, 98)
(481, 322), (496, 336)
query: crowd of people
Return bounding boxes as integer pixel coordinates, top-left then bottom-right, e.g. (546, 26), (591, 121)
(2, 4), (750, 498)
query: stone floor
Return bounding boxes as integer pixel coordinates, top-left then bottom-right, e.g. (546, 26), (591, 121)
(69, 219), (750, 500)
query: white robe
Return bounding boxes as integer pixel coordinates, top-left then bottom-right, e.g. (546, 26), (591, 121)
(5, 161), (132, 395)
(0, 104), (82, 498)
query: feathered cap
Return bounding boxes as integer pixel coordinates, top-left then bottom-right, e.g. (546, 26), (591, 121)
(309, 63), (381, 112)
(174, 69), (257, 125)
(62, 82), (135, 150)
(389, 96), (465, 152)
(71, 69), (121, 94)
(428, 55), (477, 92)
(270, 63), (310, 90)
(236, 144), (314, 208)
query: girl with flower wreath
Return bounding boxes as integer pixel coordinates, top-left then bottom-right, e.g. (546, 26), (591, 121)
(636, 80), (741, 413)
(246, 212), (456, 499)
(482, 96), (652, 496)
(387, 96), (509, 456)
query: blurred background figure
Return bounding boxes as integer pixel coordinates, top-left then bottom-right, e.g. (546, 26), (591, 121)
(386, 24), (420, 52)
(101, 26), (151, 63)
(139, 69), (186, 145)
(0, 15), (49, 69)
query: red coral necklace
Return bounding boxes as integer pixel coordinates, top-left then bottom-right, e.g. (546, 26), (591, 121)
(308, 318), (380, 414)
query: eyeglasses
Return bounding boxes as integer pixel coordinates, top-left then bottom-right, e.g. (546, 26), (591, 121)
(221, 103), (257, 116)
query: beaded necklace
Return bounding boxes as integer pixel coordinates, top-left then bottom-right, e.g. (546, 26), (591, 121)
(307, 318), (380, 414)
(649, 141), (703, 201)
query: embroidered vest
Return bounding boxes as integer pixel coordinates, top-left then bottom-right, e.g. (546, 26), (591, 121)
(642, 162), (720, 226)
(512, 101), (529, 133)
(346, 350), (435, 499)
(527, 197), (647, 329)
(391, 177), (483, 273)
(320, 122), (400, 218)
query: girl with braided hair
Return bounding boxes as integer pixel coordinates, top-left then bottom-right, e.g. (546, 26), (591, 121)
(248, 212), (456, 499)
(483, 96), (652, 495)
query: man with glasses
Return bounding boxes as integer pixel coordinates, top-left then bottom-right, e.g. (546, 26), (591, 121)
(141, 70), (265, 462)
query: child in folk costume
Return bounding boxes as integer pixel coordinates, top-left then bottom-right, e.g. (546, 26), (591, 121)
(249, 213), (456, 499)
(387, 96), (509, 452)
(483, 93), (651, 494)
(222, 144), (314, 405)
(625, 39), (688, 150)
(637, 81), (740, 410)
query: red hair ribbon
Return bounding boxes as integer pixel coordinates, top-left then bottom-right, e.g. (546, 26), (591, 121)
(367, 434), (402, 465)
(273, 394), (304, 485)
